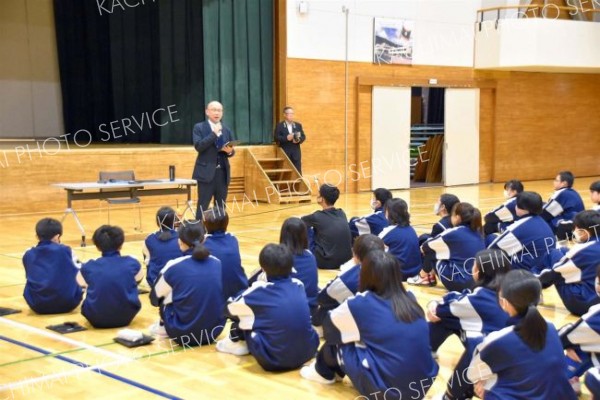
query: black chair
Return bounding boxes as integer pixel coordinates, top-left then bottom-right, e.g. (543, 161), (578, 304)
(98, 170), (142, 231)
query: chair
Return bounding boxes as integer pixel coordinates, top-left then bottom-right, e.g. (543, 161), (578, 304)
(98, 170), (142, 231)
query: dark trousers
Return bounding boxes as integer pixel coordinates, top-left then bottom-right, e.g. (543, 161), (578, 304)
(429, 322), (474, 400)
(196, 168), (228, 218)
(283, 148), (302, 175)
(315, 343), (345, 380)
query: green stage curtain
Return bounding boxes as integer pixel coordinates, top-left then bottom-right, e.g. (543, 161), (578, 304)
(202, 0), (273, 144)
(54, 0), (273, 145)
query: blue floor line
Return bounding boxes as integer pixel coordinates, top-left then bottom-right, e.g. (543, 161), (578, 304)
(0, 335), (183, 399)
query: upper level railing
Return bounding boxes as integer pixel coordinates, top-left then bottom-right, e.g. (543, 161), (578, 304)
(477, 5), (600, 27)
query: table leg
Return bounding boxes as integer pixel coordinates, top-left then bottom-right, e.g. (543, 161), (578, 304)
(61, 208), (86, 247)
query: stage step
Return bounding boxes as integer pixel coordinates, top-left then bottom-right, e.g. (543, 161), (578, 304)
(245, 148), (311, 204)
(263, 168), (293, 174)
(230, 177), (244, 194)
(257, 158), (284, 162)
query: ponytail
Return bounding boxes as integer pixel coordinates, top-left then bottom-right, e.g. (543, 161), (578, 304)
(470, 208), (482, 234)
(158, 230), (174, 241)
(191, 240), (210, 261)
(178, 220), (210, 260)
(156, 206), (177, 241)
(514, 304), (547, 351)
(452, 202), (482, 234)
(500, 270), (547, 352)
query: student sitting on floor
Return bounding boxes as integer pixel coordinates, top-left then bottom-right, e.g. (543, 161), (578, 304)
(467, 270), (577, 400)
(78, 225), (143, 328)
(418, 193), (460, 245)
(488, 191), (555, 274)
(216, 244), (319, 372)
(143, 206), (182, 287)
(301, 250), (438, 400)
(559, 264), (600, 396)
(150, 221), (225, 345)
(348, 188), (392, 240)
(203, 207), (248, 301)
(411, 202), (485, 291)
(301, 184), (352, 270)
(590, 181), (600, 212)
(541, 170), (585, 245)
(23, 218), (83, 314)
(427, 248), (511, 400)
(279, 217), (318, 314)
(312, 234), (385, 328)
(483, 179), (524, 236)
(538, 210), (600, 316)
(378, 198), (421, 279)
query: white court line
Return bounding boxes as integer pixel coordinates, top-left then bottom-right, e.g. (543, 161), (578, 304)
(0, 358), (133, 393)
(0, 317), (131, 362)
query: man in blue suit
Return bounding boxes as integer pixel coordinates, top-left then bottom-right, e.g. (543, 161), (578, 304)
(192, 101), (236, 218)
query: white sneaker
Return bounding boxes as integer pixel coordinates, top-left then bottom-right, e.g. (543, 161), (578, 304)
(569, 376), (581, 395)
(312, 325), (323, 338)
(300, 361), (336, 384)
(149, 322), (168, 339)
(216, 337), (250, 356)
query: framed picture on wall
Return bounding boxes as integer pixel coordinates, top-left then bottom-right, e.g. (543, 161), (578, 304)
(373, 18), (414, 65)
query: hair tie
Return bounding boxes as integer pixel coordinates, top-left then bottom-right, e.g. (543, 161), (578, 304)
(192, 239), (201, 247)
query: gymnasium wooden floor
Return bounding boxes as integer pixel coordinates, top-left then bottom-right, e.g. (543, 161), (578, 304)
(1, 178), (598, 399)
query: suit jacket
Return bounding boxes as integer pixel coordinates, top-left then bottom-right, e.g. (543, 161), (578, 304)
(192, 120), (236, 184)
(274, 121), (306, 154)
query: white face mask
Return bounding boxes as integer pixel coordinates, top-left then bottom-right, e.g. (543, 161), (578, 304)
(370, 199), (378, 210)
(433, 203), (441, 215)
(503, 190), (510, 199)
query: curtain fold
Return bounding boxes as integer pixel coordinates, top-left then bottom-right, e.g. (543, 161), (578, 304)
(54, 0), (272, 144)
(202, 0), (273, 144)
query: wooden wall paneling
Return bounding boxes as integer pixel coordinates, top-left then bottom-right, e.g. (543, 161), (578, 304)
(492, 72), (600, 182)
(286, 58), (600, 187)
(356, 84), (373, 192)
(274, 0), (287, 123)
(0, 145), (252, 215)
(479, 88), (495, 182)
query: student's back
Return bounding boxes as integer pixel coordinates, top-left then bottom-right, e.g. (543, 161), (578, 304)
(81, 251), (141, 328)
(471, 323), (575, 400)
(157, 253), (225, 344)
(302, 208), (352, 269)
(144, 229), (182, 287)
(544, 187), (585, 228)
(23, 241), (82, 314)
(379, 224), (421, 278)
(290, 250), (319, 311)
(488, 215), (554, 273)
(334, 291), (438, 398)
(231, 276), (318, 371)
(425, 225), (485, 290)
(204, 231), (248, 300)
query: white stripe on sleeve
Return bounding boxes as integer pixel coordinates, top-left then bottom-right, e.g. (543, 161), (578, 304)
(326, 278), (355, 304)
(428, 236), (451, 260)
(330, 301), (361, 344)
(228, 298), (256, 330)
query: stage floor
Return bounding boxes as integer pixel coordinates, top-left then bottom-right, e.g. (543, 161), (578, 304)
(1, 179), (598, 399)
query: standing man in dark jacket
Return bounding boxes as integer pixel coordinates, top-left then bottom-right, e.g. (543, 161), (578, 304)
(274, 106), (306, 175)
(192, 101), (236, 218)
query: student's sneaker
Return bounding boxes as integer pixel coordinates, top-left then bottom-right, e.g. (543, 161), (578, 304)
(569, 376), (582, 395)
(148, 322), (168, 339)
(407, 272), (436, 287)
(216, 337), (250, 356)
(300, 361), (336, 385)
